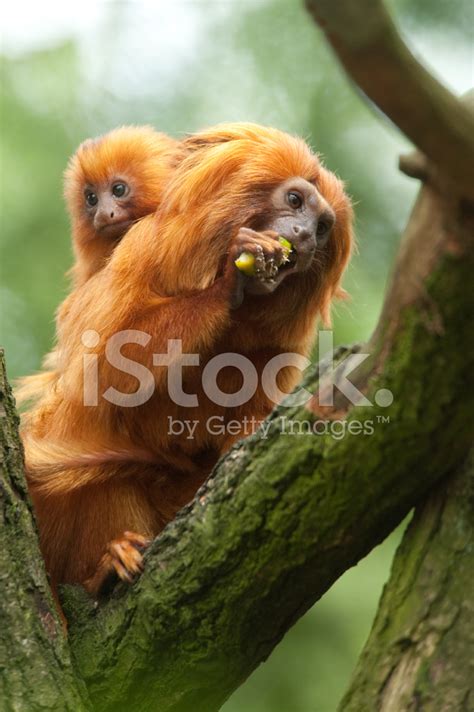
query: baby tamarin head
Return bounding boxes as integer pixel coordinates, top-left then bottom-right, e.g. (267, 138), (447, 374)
(64, 125), (180, 285)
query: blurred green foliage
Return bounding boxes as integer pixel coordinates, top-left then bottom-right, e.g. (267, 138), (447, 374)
(0, 1), (470, 710)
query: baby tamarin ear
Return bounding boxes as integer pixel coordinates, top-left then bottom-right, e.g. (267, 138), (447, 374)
(64, 125), (181, 286)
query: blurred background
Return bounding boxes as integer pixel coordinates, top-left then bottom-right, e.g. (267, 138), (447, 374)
(1, 1), (472, 709)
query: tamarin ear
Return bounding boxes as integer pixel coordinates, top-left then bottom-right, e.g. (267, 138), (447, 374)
(77, 137), (96, 154)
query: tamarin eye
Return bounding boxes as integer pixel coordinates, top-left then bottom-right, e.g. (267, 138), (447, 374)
(317, 220), (329, 236)
(85, 191), (98, 207)
(112, 182), (128, 198)
(287, 191), (303, 209)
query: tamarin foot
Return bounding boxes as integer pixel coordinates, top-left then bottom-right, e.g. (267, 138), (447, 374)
(83, 531), (151, 596)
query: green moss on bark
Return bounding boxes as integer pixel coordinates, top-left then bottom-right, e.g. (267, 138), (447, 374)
(66, 178), (473, 711)
(0, 349), (89, 711)
(340, 452), (474, 712)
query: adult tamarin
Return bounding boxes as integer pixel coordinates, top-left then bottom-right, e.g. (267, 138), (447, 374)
(22, 122), (353, 598)
(16, 126), (180, 407)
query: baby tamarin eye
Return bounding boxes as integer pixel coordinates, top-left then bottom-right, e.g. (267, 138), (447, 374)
(112, 182), (128, 198)
(85, 191), (98, 207)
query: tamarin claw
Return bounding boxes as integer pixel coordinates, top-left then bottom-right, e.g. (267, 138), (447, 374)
(235, 236), (293, 276)
(82, 531), (152, 596)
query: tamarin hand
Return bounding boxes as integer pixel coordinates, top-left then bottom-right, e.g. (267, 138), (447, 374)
(235, 234), (294, 277)
(83, 531), (151, 596)
(225, 228), (288, 307)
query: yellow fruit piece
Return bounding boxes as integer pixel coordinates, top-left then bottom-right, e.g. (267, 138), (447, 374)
(234, 252), (256, 276)
(234, 237), (293, 276)
(278, 236), (293, 252)
(278, 236), (293, 264)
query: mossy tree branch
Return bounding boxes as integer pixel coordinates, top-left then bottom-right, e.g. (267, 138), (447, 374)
(63, 165), (473, 711)
(0, 350), (89, 710)
(340, 451), (474, 712)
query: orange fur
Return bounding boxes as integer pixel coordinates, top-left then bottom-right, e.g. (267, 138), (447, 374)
(22, 122), (353, 595)
(65, 125), (181, 286)
(16, 126), (181, 410)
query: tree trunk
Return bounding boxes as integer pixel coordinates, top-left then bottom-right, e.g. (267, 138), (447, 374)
(340, 452), (474, 712)
(0, 351), (89, 710)
(60, 156), (473, 712)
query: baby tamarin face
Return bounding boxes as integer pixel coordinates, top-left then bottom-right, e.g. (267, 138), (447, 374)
(64, 125), (180, 284)
(83, 175), (136, 241)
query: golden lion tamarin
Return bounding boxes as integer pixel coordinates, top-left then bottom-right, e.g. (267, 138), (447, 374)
(16, 126), (181, 408)
(22, 122), (353, 598)
(65, 125), (180, 286)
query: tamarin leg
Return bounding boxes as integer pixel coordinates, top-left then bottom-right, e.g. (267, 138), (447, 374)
(31, 471), (158, 594)
(82, 468), (209, 595)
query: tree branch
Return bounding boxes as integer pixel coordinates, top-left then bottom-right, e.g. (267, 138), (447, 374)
(0, 349), (89, 711)
(340, 450), (474, 711)
(305, 0), (474, 199)
(64, 167), (474, 710)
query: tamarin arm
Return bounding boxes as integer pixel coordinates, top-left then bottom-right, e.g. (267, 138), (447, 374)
(57, 225), (242, 397)
(57, 222), (285, 399)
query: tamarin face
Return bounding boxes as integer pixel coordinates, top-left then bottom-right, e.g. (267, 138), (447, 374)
(156, 123), (352, 302)
(242, 177), (336, 295)
(83, 175), (136, 241)
(64, 125), (180, 249)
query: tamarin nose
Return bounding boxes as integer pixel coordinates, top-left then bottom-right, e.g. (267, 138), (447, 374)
(292, 224), (313, 241)
(110, 211), (115, 218)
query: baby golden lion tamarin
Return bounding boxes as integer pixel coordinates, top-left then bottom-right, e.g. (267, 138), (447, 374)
(65, 125), (180, 286)
(16, 126), (181, 406)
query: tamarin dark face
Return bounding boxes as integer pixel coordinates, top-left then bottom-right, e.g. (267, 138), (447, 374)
(83, 176), (136, 240)
(241, 177), (336, 296)
(270, 177), (335, 251)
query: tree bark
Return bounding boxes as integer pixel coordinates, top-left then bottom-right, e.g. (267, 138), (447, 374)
(60, 164), (473, 711)
(304, 5), (474, 709)
(340, 451), (474, 712)
(305, 0), (474, 198)
(0, 350), (89, 711)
